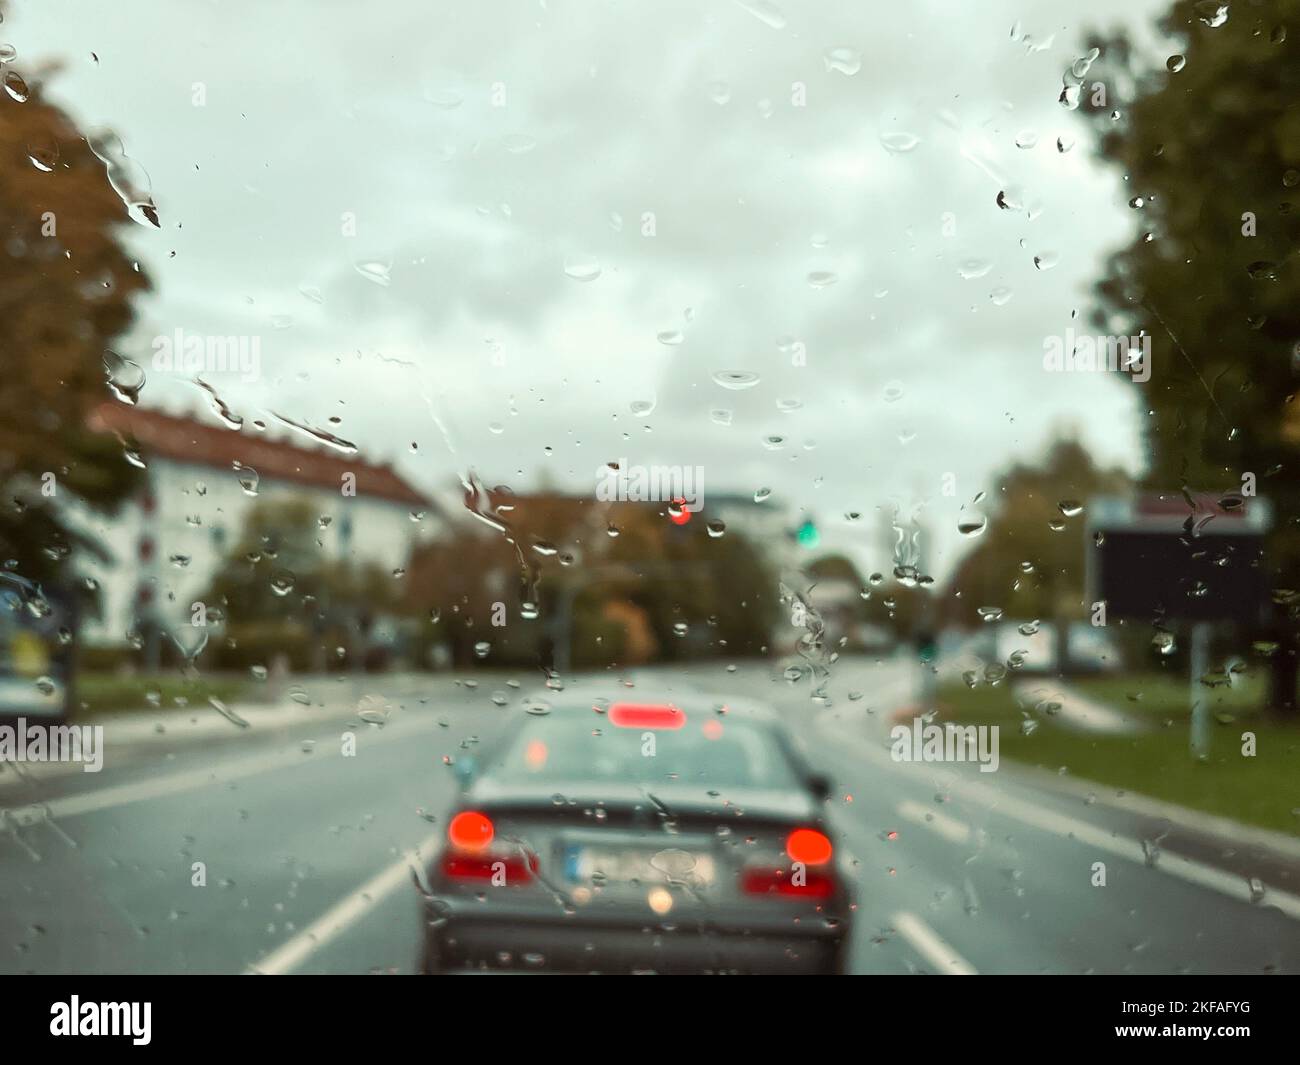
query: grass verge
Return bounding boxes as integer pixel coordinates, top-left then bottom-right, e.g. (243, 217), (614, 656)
(71, 673), (256, 720)
(937, 677), (1300, 836)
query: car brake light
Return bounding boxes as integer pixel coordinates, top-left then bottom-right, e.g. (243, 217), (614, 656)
(442, 811), (537, 884)
(786, 828), (833, 866)
(740, 865), (836, 899)
(441, 850), (538, 883)
(448, 810), (494, 852)
(608, 702), (686, 729)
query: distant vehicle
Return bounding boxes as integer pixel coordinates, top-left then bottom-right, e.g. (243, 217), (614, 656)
(0, 578), (75, 723)
(420, 694), (853, 974)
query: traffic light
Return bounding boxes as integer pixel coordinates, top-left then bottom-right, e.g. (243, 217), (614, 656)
(916, 630), (937, 664)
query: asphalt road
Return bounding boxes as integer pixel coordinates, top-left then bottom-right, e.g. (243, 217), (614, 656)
(2, 659), (1297, 974)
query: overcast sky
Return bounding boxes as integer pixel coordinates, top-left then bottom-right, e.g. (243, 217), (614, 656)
(9, 0), (1183, 581)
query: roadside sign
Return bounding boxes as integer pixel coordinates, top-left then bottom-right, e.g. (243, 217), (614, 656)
(1087, 494), (1270, 624)
(1086, 494), (1271, 758)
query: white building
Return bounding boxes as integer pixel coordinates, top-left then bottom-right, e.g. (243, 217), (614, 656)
(77, 401), (443, 647)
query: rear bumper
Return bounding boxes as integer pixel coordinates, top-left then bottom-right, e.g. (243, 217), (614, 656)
(424, 906), (849, 974)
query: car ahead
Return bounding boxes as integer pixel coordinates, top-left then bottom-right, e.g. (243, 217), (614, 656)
(419, 693), (853, 974)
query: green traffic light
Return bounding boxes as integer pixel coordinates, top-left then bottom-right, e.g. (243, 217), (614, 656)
(796, 519), (820, 548)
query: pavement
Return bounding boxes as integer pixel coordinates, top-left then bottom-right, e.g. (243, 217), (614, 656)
(1, 658), (1297, 974)
(1012, 678), (1147, 734)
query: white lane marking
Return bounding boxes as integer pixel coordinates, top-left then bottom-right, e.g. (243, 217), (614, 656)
(817, 714), (1300, 921)
(0, 698), (427, 791)
(1004, 762), (1300, 862)
(0, 716), (429, 825)
(947, 776), (1300, 922)
(896, 799), (970, 845)
(891, 910), (977, 975)
(2, 747), (317, 826)
(248, 834), (439, 975)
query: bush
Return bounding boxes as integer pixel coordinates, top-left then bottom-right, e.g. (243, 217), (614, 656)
(76, 643), (141, 674)
(213, 620), (314, 672)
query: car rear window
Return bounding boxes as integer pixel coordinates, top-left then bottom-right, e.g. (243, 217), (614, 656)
(493, 714), (801, 791)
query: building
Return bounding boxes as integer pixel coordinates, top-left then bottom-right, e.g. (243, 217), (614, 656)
(76, 402), (442, 650)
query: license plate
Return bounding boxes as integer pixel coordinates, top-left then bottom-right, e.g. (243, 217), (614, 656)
(563, 845), (715, 886)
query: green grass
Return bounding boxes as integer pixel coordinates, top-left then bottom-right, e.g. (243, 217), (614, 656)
(938, 678), (1300, 836)
(71, 673), (256, 720)
(1065, 672), (1266, 723)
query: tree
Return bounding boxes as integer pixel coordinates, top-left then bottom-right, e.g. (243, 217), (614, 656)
(204, 499), (397, 670)
(0, 55), (150, 603)
(403, 487), (778, 668)
(945, 437), (1131, 668)
(1080, 1), (1300, 711)
(805, 554), (865, 586)
(403, 525), (515, 667)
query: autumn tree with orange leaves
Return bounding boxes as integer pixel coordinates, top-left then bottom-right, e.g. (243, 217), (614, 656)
(0, 49), (150, 600)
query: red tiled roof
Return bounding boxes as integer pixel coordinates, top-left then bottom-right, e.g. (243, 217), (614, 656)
(87, 402), (430, 507)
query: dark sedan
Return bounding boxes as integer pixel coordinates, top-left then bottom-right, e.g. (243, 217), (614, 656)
(419, 692), (853, 974)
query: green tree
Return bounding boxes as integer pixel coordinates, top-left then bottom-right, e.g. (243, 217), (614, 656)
(945, 437), (1130, 667)
(204, 499), (396, 669)
(1081, 1), (1300, 710)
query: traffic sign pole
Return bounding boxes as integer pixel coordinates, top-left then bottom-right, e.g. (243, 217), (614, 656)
(1189, 621), (1211, 759)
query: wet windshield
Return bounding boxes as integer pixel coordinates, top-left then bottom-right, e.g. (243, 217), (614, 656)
(493, 714), (800, 789)
(0, 0), (1297, 990)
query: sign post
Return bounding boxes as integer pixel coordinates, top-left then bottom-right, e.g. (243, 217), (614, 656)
(1188, 621), (1211, 759)
(1088, 494), (1270, 758)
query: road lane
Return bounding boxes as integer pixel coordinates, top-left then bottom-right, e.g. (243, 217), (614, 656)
(1, 679), (512, 973)
(2, 660), (1296, 975)
(806, 709), (1300, 974)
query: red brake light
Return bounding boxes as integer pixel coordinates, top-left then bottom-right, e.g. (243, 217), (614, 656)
(786, 828), (833, 866)
(441, 850), (538, 884)
(448, 810), (494, 852)
(608, 702), (686, 730)
(740, 866), (836, 899)
(442, 810), (537, 884)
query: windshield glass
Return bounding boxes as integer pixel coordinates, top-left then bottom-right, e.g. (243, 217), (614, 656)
(1, 0), (1298, 991)
(493, 714), (799, 789)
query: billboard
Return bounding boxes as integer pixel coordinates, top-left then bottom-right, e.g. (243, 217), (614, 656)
(1087, 495), (1270, 624)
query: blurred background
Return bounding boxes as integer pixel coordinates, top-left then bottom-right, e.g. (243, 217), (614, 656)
(0, 0), (1297, 974)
